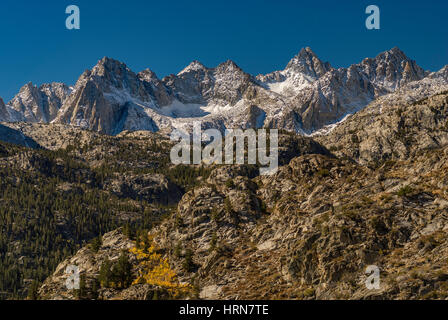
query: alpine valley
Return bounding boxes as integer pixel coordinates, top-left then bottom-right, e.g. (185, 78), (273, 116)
(1, 47), (448, 300)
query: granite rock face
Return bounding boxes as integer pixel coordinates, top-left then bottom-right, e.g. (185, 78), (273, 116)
(7, 82), (71, 123)
(315, 90), (448, 165)
(1, 47), (447, 301)
(261, 47), (429, 133)
(0, 98), (9, 121)
(3, 48), (441, 135)
(39, 138), (448, 300)
(104, 173), (183, 205)
(38, 229), (135, 300)
(53, 57), (160, 135)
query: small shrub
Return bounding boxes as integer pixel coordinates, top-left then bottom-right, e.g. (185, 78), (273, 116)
(303, 287), (315, 297)
(89, 235), (102, 253)
(224, 197), (233, 214)
(210, 208), (221, 221)
(225, 179), (235, 188)
(209, 233), (218, 252)
(183, 249), (195, 272)
(317, 169), (330, 177)
(174, 242), (182, 257)
(397, 185), (413, 197)
(174, 215), (183, 228)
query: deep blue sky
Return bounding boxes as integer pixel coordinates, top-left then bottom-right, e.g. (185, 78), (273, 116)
(0, 0), (447, 101)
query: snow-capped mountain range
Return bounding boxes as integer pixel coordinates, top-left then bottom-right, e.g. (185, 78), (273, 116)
(1, 47), (447, 135)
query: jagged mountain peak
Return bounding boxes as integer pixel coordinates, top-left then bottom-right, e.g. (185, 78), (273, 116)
(55, 56), (162, 135)
(391, 46), (407, 53)
(17, 82), (38, 95)
(363, 47), (408, 64)
(178, 60), (207, 76)
(285, 47), (332, 78)
(21, 81), (35, 88)
(138, 68), (160, 82)
(255, 48), (331, 98)
(82, 56), (149, 97)
(3, 48), (445, 137)
(7, 81), (71, 123)
(215, 60), (246, 74)
(296, 46), (318, 60)
(91, 57), (134, 78)
(39, 82), (71, 96)
(432, 65), (448, 79)
(161, 57), (254, 107)
(218, 59), (239, 67)
(97, 56), (126, 67)
(16, 82), (69, 96)
(386, 46), (406, 57)
(359, 47), (426, 90)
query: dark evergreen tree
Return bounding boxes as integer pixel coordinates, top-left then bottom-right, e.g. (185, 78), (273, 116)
(99, 259), (112, 288)
(111, 251), (133, 289)
(27, 280), (40, 300)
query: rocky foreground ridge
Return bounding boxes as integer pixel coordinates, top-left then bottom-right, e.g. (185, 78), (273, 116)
(0, 46), (447, 300)
(31, 90), (448, 300)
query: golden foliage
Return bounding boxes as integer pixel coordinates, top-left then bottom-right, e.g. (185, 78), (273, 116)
(129, 235), (190, 298)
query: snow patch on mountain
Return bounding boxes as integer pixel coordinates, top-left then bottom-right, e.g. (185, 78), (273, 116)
(310, 113), (354, 137)
(4, 48), (445, 137)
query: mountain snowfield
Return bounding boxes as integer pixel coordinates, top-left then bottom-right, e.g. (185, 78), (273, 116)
(1, 47), (447, 135)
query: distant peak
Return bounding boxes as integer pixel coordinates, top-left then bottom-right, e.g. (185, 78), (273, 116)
(216, 60), (243, 73)
(389, 46), (404, 54)
(91, 57), (133, 78)
(220, 59), (238, 66)
(98, 56), (122, 64)
(190, 60), (205, 67)
(375, 47), (409, 61)
(19, 82), (36, 93)
(138, 68), (158, 79)
(94, 57), (129, 71)
(286, 47), (331, 78)
(298, 47), (317, 58)
(178, 60), (207, 76)
(432, 65), (448, 80)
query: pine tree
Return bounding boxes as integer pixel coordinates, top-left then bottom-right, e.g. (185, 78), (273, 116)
(27, 280), (40, 300)
(111, 251), (133, 289)
(76, 274), (87, 300)
(91, 277), (100, 300)
(99, 259), (112, 288)
(90, 235), (103, 253)
(183, 249), (194, 272)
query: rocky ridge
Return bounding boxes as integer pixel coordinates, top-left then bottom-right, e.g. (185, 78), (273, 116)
(1, 48), (443, 135)
(35, 87), (448, 300)
(1, 47), (447, 301)
(314, 89), (448, 165)
(7, 82), (71, 123)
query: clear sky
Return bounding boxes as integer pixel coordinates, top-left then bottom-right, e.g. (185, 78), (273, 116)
(0, 0), (447, 101)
